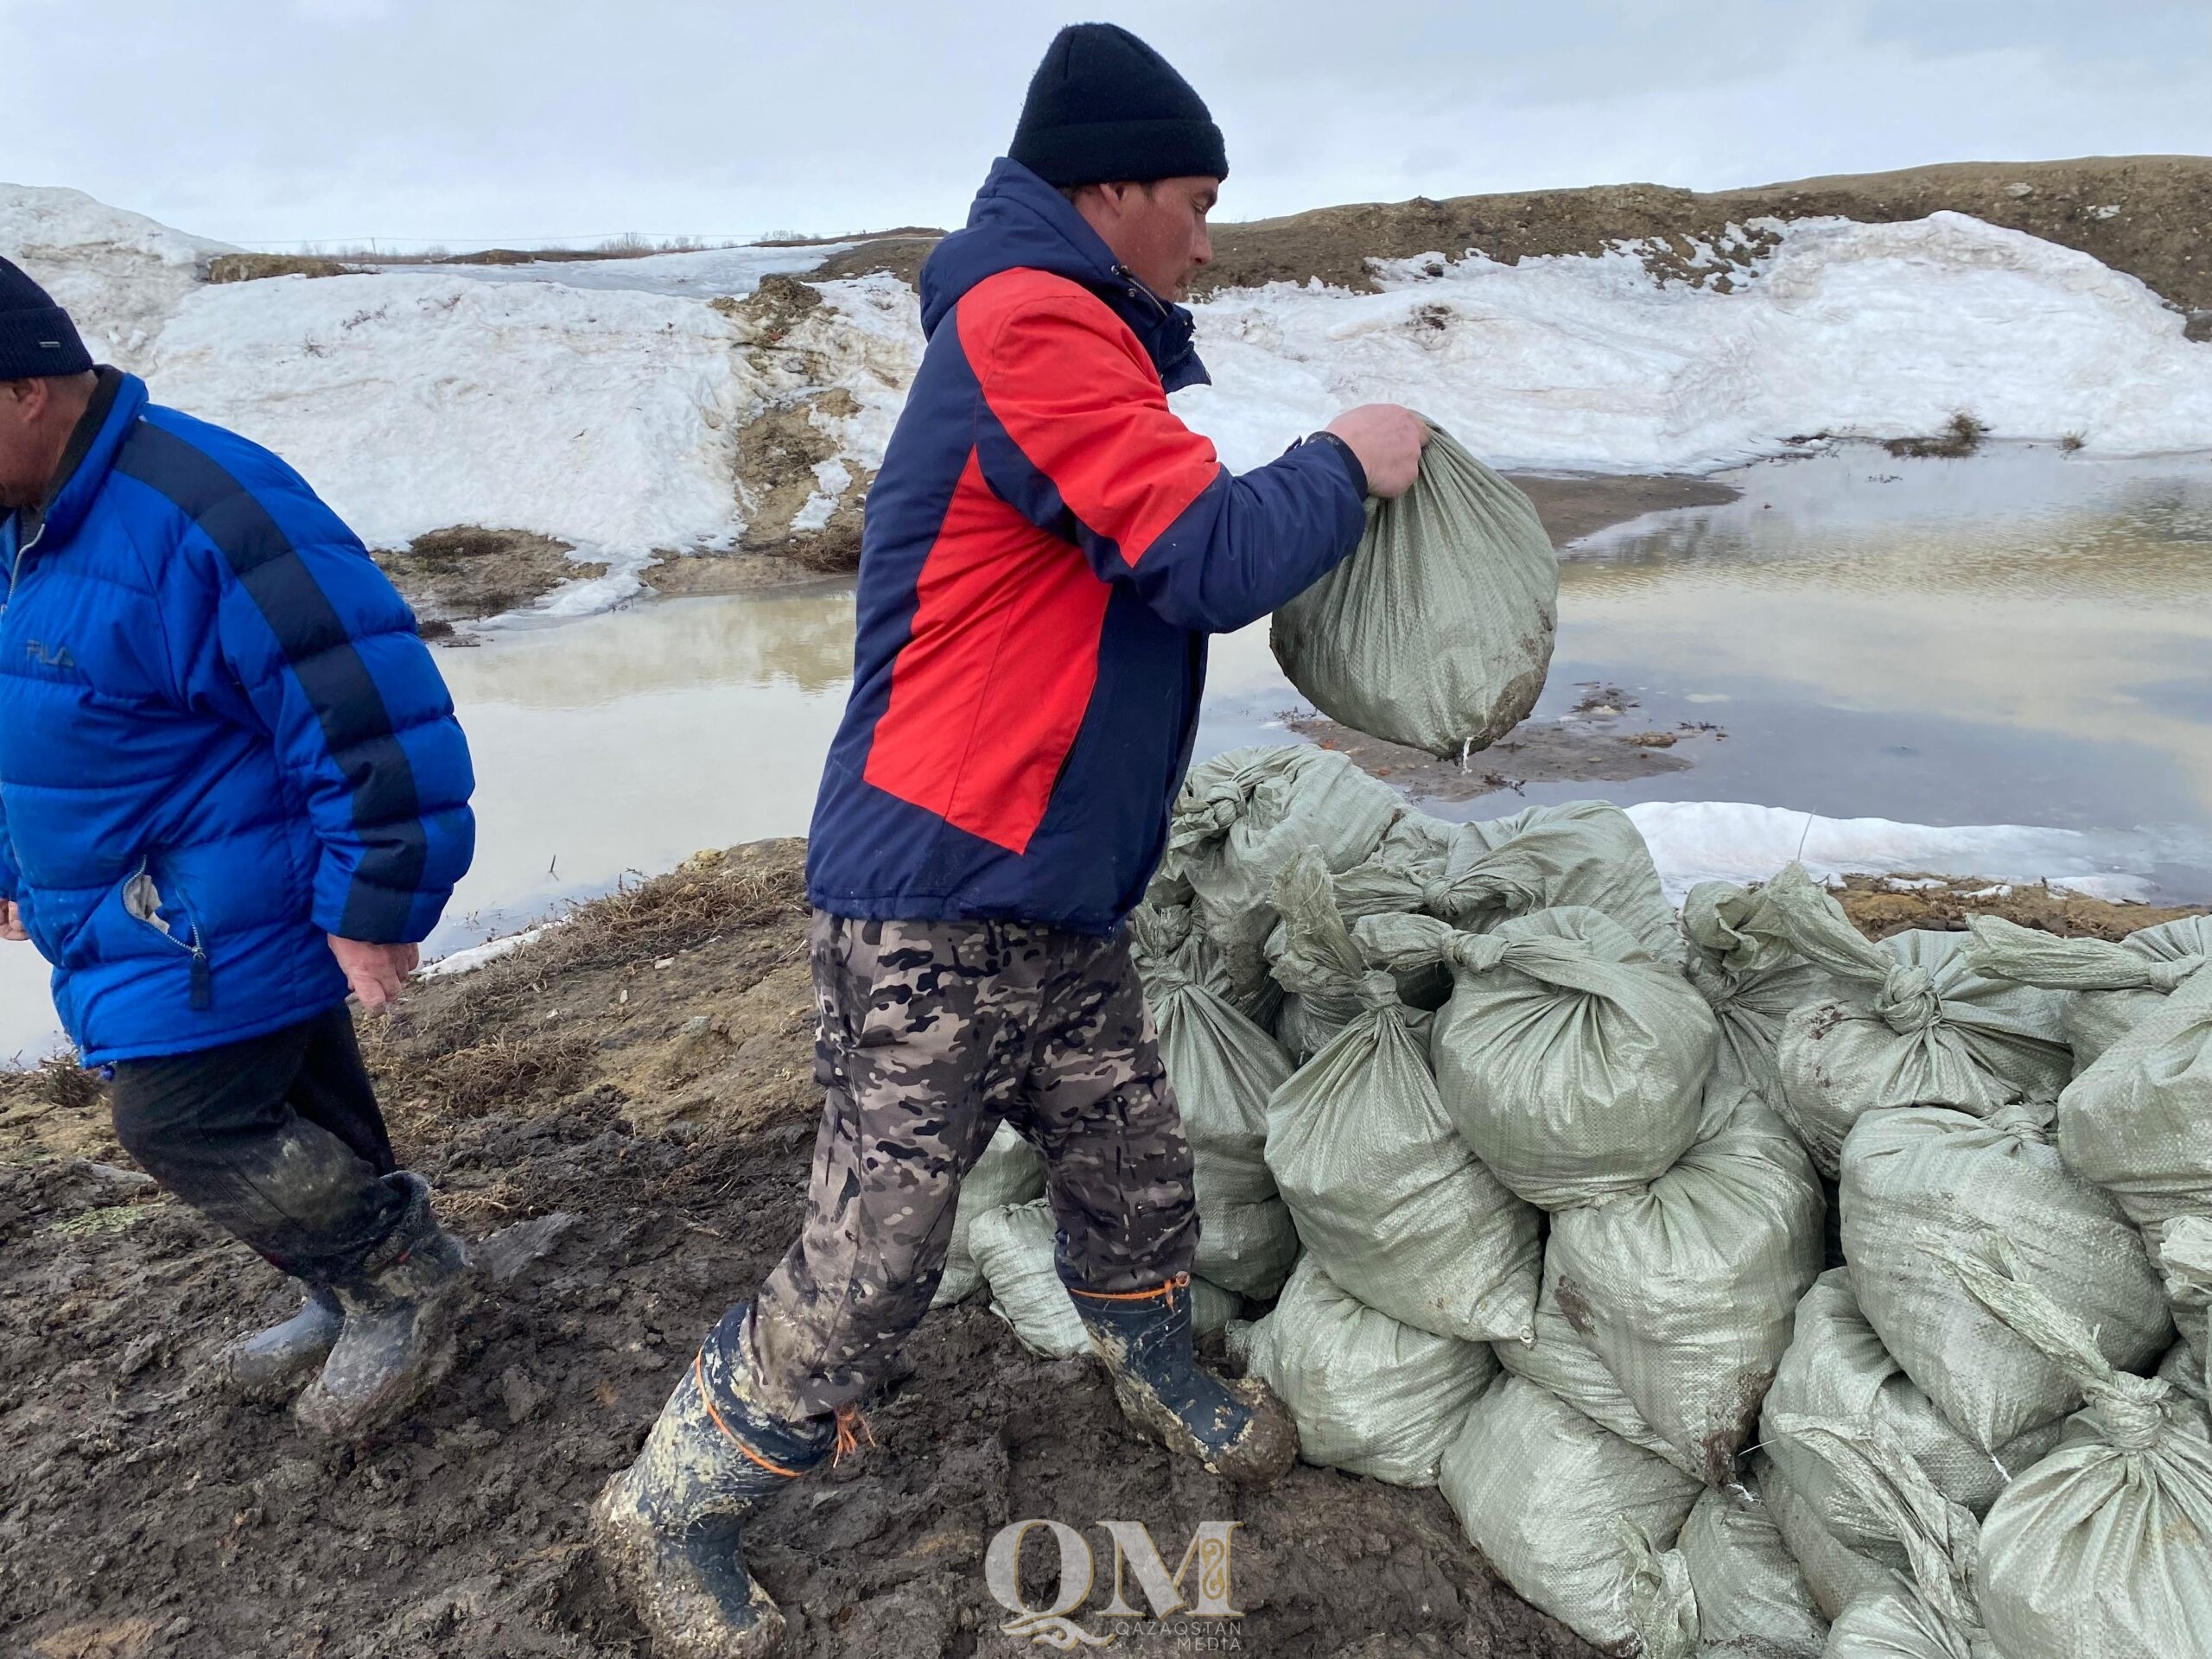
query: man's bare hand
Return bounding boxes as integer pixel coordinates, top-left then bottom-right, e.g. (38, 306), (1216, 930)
(328, 935), (419, 1012)
(1325, 404), (1430, 499)
(1, 900), (27, 944)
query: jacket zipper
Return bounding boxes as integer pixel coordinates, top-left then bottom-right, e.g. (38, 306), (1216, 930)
(4, 517), (44, 610)
(129, 855), (213, 1011)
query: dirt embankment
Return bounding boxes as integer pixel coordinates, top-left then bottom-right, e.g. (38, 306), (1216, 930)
(372, 526), (607, 637)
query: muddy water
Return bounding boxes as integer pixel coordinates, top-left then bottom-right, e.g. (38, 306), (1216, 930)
(7, 444), (2211, 1062)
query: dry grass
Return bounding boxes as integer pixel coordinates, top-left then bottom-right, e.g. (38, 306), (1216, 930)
(1885, 411), (1990, 460)
(372, 842), (808, 1066)
(395, 1031), (598, 1122)
(207, 252), (359, 284)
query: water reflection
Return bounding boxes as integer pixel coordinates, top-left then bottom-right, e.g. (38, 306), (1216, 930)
(1558, 445), (2212, 820)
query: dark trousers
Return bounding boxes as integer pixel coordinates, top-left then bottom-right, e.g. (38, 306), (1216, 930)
(109, 1004), (408, 1287)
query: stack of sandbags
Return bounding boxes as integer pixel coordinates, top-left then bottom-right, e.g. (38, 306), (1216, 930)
(1269, 421), (1559, 759)
(1262, 859), (1540, 1345)
(1963, 910), (2212, 1073)
(1742, 863), (2073, 1176)
(1255, 853), (1540, 1483)
(1129, 904), (1300, 1299)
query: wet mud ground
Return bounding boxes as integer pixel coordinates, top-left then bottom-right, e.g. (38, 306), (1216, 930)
(0, 844), (1599, 1659)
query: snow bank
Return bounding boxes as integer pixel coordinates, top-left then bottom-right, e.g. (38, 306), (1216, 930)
(1625, 799), (2155, 905)
(1176, 213), (2212, 473)
(148, 273), (762, 588)
(0, 184), (234, 372)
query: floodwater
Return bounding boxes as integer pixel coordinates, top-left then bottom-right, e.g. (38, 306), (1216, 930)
(7, 442), (2211, 1062)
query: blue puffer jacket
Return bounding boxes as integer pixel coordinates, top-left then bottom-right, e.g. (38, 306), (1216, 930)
(0, 371), (475, 1065)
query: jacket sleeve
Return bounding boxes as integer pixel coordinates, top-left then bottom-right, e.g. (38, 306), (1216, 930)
(963, 289), (1369, 634)
(190, 531), (478, 944)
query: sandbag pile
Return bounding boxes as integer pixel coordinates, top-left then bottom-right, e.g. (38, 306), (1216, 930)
(956, 739), (2212, 1656)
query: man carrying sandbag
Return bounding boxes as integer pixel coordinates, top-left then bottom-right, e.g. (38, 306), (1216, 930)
(594, 22), (1426, 1656)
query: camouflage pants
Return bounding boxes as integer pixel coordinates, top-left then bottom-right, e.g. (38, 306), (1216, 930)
(702, 911), (1198, 1426)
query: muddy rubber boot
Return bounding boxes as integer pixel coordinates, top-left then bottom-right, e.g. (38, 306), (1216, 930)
(591, 1340), (831, 1659)
(1070, 1272), (1298, 1484)
(220, 1286), (343, 1401)
(295, 1172), (474, 1438)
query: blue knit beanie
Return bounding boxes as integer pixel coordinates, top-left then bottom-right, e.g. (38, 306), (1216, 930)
(0, 257), (93, 379)
(1009, 23), (1228, 188)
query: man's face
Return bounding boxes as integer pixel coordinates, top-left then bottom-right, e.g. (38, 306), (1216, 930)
(0, 378), (58, 512)
(1084, 176), (1218, 303)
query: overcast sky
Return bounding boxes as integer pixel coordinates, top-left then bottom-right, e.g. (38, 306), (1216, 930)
(8, 0), (2211, 250)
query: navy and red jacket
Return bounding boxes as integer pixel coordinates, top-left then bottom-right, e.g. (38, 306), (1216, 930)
(804, 158), (1368, 932)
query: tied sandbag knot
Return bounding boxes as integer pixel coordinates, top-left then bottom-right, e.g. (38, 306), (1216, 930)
(1685, 957), (1738, 1011)
(1356, 970), (1402, 1012)
(1873, 963), (1945, 1034)
(1439, 932), (1510, 976)
(2144, 955), (2209, 993)
(1166, 796), (1242, 855)
(1986, 1100), (2054, 1142)
(2096, 1387), (2171, 1453)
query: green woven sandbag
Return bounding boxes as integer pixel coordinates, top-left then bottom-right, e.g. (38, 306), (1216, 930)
(1759, 1270), (2066, 1573)
(1839, 1103), (2171, 1454)
(1270, 423), (1559, 757)
(1440, 1375), (1701, 1651)
(1942, 1236), (2212, 1659)
(1230, 1255), (1497, 1487)
(1768, 1412), (1993, 1659)
(1618, 1477), (1829, 1659)
(1357, 906), (1717, 1210)
(1681, 880), (1838, 1103)
(1740, 865), (2072, 1179)
(1962, 912), (2212, 1076)
(2056, 971), (2212, 1357)
(1547, 1088), (1823, 1487)
(1131, 904), (1300, 1299)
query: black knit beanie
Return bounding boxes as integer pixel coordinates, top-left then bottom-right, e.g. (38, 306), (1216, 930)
(1009, 23), (1228, 188)
(0, 257), (92, 380)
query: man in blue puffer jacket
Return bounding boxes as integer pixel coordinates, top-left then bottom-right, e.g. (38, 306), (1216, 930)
(0, 256), (479, 1436)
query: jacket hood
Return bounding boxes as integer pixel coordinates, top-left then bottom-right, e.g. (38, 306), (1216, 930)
(918, 157), (1209, 392)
